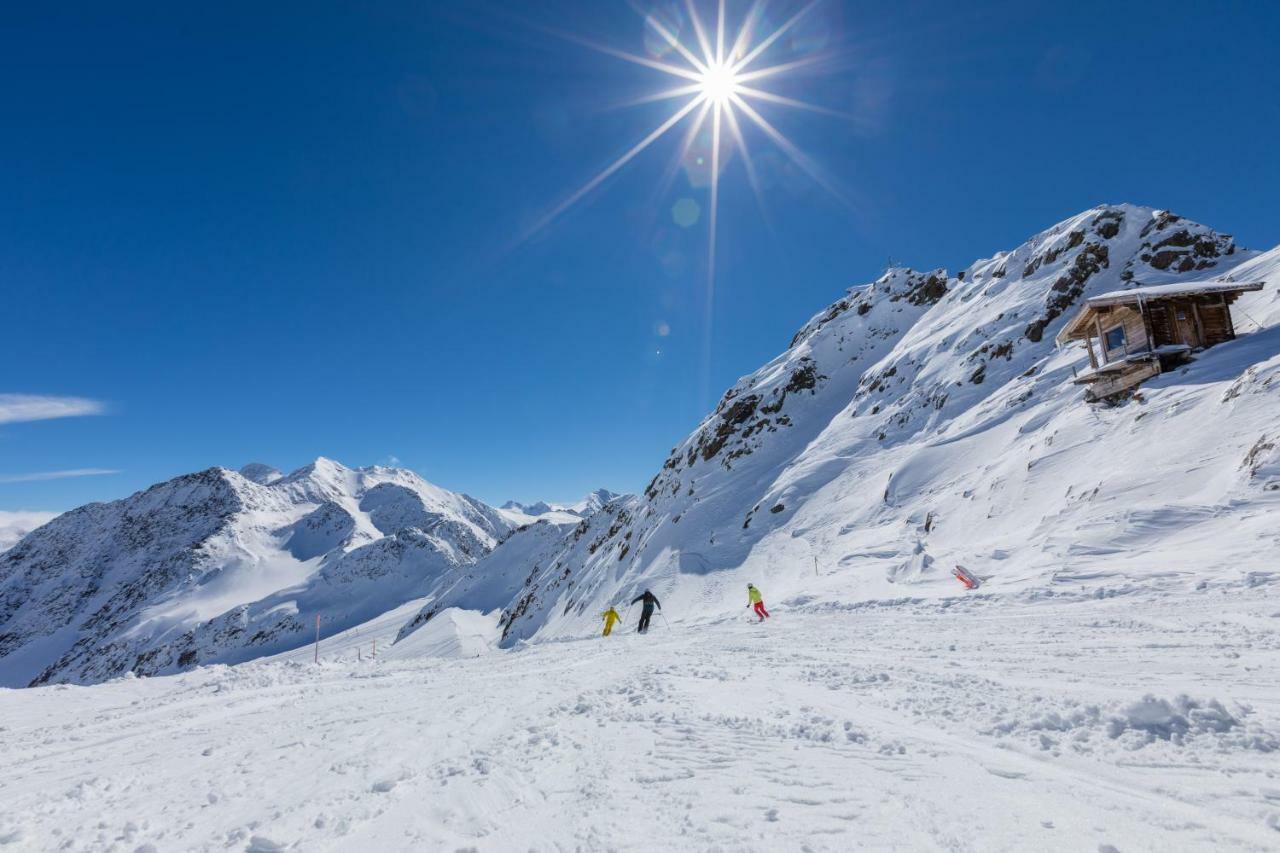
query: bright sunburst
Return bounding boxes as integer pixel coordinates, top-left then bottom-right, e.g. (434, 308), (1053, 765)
(699, 60), (741, 105)
(526, 0), (841, 397)
(527, 1), (838, 246)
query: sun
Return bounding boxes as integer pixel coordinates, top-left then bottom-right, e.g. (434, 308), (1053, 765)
(699, 60), (740, 105)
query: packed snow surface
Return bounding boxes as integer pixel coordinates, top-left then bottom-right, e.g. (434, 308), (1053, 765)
(0, 586), (1277, 851)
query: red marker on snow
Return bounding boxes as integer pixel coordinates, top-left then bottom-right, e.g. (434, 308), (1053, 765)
(953, 565), (980, 590)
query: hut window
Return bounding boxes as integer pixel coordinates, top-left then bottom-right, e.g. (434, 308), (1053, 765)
(1104, 325), (1127, 353)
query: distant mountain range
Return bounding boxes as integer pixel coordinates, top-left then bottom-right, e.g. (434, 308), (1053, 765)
(500, 489), (620, 521)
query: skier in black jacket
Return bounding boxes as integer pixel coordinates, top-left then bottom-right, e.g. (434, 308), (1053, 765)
(631, 589), (661, 633)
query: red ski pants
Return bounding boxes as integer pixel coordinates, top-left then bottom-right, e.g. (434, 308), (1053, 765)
(753, 601), (770, 619)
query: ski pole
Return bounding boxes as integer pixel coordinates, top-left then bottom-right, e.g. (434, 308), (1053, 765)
(659, 613), (671, 631)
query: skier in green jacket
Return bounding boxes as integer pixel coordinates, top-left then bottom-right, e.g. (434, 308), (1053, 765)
(747, 583), (770, 621)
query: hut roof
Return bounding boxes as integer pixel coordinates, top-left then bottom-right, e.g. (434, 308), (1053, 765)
(1083, 280), (1264, 308)
(1056, 280), (1264, 343)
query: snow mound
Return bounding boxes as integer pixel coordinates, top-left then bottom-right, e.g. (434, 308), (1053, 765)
(384, 608), (499, 660)
(988, 693), (1278, 754)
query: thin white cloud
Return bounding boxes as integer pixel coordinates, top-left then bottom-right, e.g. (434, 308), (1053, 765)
(0, 468), (120, 483)
(0, 510), (60, 552)
(0, 394), (107, 425)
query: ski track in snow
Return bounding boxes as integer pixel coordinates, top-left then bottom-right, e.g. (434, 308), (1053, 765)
(1, 588), (1277, 852)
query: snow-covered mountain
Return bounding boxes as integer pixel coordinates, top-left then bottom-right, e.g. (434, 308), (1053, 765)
(0, 458), (513, 686)
(563, 488), (621, 516)
(4, 204), (1278, 687)
(467, 204), (1279, 645)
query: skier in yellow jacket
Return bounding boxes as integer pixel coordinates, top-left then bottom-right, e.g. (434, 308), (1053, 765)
(601, 607), (623, 636)
(747, 583), (770, 621)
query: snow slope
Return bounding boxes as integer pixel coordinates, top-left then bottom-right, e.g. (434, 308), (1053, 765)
(0, 459), (512, 687)
(1, 586), (1276, 851)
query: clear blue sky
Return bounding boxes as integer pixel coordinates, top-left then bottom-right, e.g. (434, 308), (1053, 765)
(3, 0), (1278, 511)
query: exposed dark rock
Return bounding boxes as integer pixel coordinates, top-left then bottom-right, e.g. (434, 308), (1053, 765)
(1023, 243), (1109, 342)
(784, 360), (821, 394)
(698, 395), (761, 461)
(900, 272), (949, 306)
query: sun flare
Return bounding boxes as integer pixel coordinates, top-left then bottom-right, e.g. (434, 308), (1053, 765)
(527, 0), (838, 250)
(699, 61), (741, 105)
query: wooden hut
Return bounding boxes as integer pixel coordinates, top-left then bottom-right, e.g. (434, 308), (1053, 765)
(1055, 280), (1264, 401)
